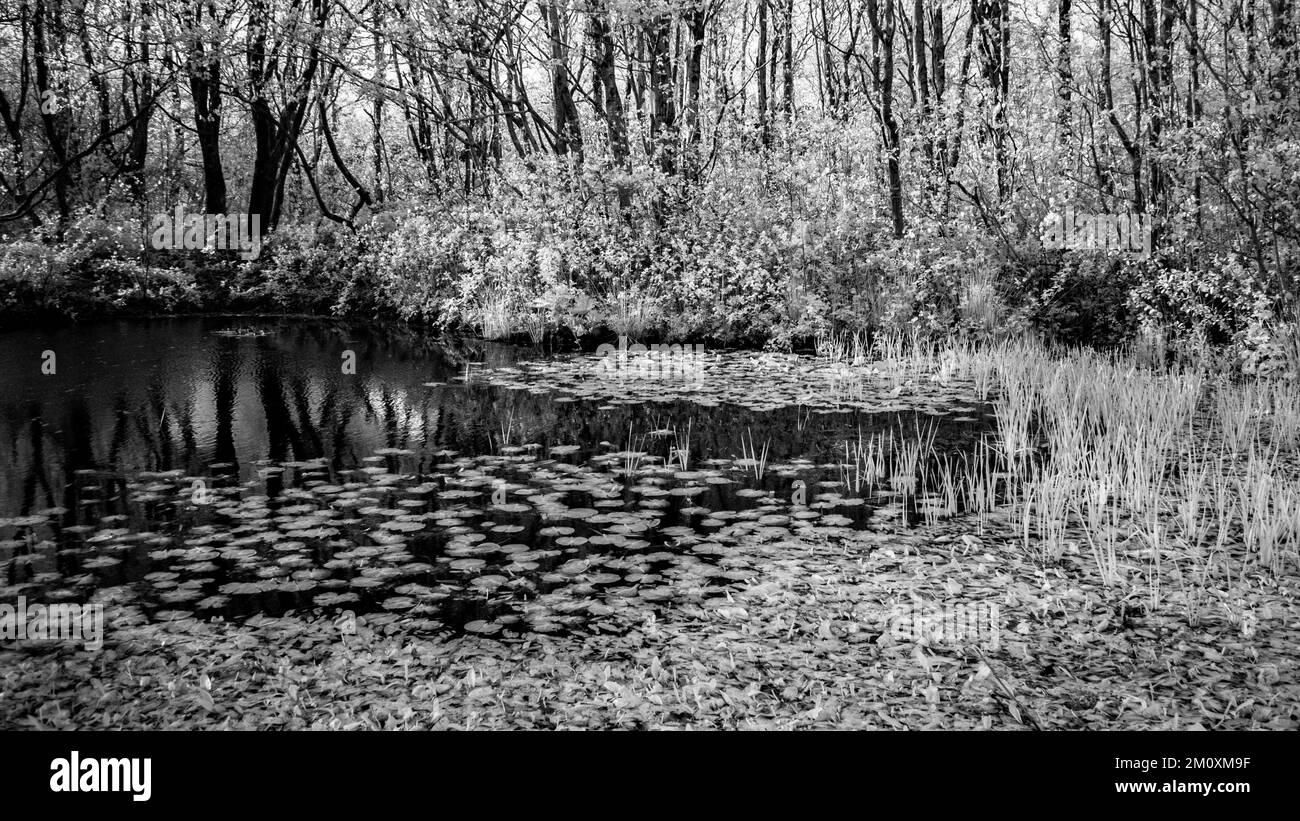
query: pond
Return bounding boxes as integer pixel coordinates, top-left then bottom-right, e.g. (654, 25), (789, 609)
(0, 317), (1002, 636)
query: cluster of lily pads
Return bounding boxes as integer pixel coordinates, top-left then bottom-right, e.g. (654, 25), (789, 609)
(1, 441), (906, 635)
(471, 347), (992, 417)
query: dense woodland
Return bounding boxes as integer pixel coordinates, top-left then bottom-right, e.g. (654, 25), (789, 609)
(0, 0), (1297, 359)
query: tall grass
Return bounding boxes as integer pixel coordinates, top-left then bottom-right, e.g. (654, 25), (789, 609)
(979, 337), (1300, 590)
(814, 329), (1298, 596)
(478, 290), (514, 340)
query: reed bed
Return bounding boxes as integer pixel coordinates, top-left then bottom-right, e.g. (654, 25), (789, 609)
(820, 329), (1299, 595)
(980, 340), (1300, 592)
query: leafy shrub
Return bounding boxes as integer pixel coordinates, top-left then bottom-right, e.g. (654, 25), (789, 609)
(1004, 250), (1140, 347)
(1239, 303), (1300, 379)
(1129, 254), (1270, 345)
(84, 257), (200, 311)
(253, 222), (375, 313)
(0, 236), (97, 314)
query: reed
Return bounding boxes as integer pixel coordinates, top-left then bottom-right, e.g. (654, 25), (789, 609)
(1075, 477), (1121, 586)
(739, 428), (771, 481)
(840, 428), (884, 496)
(1215, 378), (1264, 453)
(815, 329), (869, 365)
(795, 403), (813, 432)
(1264, 379), (1300, 450)
(621, 423), (647, 477)
(1235, 441), (1297, 573)
(960, 440), (1001, 529)
(522, 309), (547, 345)
(1020, 468), (1074, 564)
(478, 291), (514, 340)
(918, 451), (960, 526)
(491, 408), (517, 451)
(670, 419), (694, 472)
(938, 453), (960, 519)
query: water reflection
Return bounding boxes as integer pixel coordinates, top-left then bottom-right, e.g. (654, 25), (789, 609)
(0, 318), (515, 513)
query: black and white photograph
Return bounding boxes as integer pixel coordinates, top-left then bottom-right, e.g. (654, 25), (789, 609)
(0, 0), (1296, 771)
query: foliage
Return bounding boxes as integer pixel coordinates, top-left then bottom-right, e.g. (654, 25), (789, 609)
(1129, 255), (1273, 345)
(1002, 251), (1142, 347)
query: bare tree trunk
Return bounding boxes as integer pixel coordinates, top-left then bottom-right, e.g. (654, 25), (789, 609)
(246, 0), (329, 229)
(1098, 0), (1143, 212)
(543, 2), (583, 168)
(647, 11), (676, 175)
(31, 0), (72, 228)
(589, 1), (630, 209)
(758, 0), (770, 146)
(684, 3), (707, 179)
(867, 0), (904, 237)
(121, 1), (155, 202)
(1187, 0), (1201, 222)
(188, 0), (226, 214)
(914, 0), (930, 166)
(929, 5), (946, 169)
(782, 0), (794, 120)
(972, 0), (1010, 201)
(1057, 0), (1073, 147)
(372, 3), (387, 203)
(1143, 0), (1175, 219)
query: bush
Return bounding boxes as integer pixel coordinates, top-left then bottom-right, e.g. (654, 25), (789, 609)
(1004, 250), (1141, 347)
(1, 155), (1291, 362)
(0, 236), (96, 314)
(1129, 254), (1270, 345)
(1239, 303), (1300, 379)
(252, 222), (376, 314)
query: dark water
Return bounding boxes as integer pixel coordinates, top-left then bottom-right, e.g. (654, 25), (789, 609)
(0, 316), (517, 503)
(0, 317), (999, 635)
